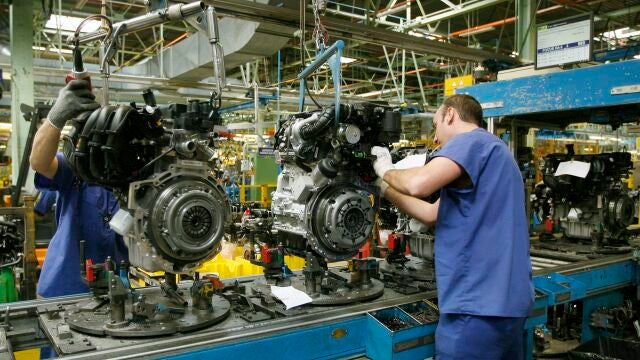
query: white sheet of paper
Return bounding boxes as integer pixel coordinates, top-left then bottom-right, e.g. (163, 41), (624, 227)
(567, 208), (581, 221)
(554, 161), (591, 178)
(394, 154), (427, 170)
(270, 285), (313, 310)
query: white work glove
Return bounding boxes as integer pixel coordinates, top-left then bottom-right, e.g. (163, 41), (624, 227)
(371, 146), (394, 178)
(375, 177), (389, 197)
(47, 80), (100, 130)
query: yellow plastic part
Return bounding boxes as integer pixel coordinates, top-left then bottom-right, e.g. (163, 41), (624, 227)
(14, 348), (40, 360)
(195, 247), (305, 278)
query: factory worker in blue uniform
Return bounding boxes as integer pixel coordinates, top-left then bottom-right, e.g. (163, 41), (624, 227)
(30, 80), (128, 298)
(372, 93), (534, 359)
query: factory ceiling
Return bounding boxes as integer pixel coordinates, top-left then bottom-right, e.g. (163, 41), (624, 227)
(0, 0), (639, 107)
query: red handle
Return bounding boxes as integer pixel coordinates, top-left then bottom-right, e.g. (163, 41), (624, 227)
(65, 72), (92, 91)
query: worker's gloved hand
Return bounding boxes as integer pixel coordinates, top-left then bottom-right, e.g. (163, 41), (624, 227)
(375, 177), (389, 197)
(47, 80), (100, 130)
(371, 146), (394, 178)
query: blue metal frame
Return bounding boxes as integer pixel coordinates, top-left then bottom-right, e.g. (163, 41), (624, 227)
(218, 95), (278, 114)
(524, 260), (637, 359)
(159, 318), (368, 360)
(594, 44), (640, 63)
(297, 40), (344, 121)
(459, 60), (640, 118)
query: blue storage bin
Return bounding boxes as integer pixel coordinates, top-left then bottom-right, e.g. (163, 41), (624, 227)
(366, 306), (437, 360)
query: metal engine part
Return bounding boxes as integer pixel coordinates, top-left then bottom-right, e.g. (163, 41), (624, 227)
(534, 151), (634, 245)
(306, 183), (375, 260)
(64, 89), (231, 272)
(66, 286), (230, 338)
(0, 219), (22, 268)
(272, 103), (400, 261)
(126, 160), (230, 273)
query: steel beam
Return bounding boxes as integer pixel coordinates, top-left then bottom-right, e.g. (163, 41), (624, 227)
(515, 0), (535, 62)
(401, 0), (509, 30)
(604, 4), (640, 19)
(211, 0), (515, 62)
(10, 1), (34, 193)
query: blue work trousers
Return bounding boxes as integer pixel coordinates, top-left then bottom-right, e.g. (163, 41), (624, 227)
(435, 313), (526, 359)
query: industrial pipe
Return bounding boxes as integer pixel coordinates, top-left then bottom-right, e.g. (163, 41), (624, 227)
(74, 2), (206, 44)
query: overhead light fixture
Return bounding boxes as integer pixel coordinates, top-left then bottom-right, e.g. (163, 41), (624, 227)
(601, 27), (640, 40)
(340, 56), (358, 64)
(32, 46), (72, 54)
(45, 15), (101, 33)
(458, 26), (496, 38)
(0, 46), (10, 56)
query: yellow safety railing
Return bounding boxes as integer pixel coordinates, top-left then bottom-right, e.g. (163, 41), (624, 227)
(239, 184), (277, 207)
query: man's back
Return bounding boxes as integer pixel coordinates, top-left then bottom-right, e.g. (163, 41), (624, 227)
(434, 128), (534, 317)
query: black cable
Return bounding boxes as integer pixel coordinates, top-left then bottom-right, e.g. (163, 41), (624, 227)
(304, 79), (322, 109)
(42, 0), (53, 19)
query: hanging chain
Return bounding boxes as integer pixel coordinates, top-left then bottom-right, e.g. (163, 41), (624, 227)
(311, 0), (329, 51)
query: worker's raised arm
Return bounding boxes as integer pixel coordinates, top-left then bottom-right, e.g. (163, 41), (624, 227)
(30, 80), (99, 179)
(371, 146), (464, 198)
(384, 157), (464, 198)
(30, 121), (61, 179)
(381, 183), (439, 225)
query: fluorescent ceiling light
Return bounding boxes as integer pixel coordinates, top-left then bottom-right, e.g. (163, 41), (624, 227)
(303, 56), (355, 67)
(32, 46), (72, 54)
(459, 26), (495, 38)
(45, 15), (101, 33)
(407, 31), (442, 41)
(601, 27), (640, 40)
(340, 56), (358, 64)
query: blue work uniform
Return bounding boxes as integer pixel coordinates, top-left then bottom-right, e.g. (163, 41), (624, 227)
(433, 128), (534, 359)
(35, 189), (57, 216)
(35, 153), (128, 297)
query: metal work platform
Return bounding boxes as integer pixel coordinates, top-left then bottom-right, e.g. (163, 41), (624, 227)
(1, 253), (638, 359)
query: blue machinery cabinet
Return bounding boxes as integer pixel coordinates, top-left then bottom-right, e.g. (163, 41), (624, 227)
(526, 257), (638, 360)
(162, 301), (439, 360)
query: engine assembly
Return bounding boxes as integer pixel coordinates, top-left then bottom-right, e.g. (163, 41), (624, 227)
(63, 91), (231, 273)
(251, 102), (401, 304)
(272, 102), (400, 261)
(533, 150), (634, 246)
(59, 91), (233, 338)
